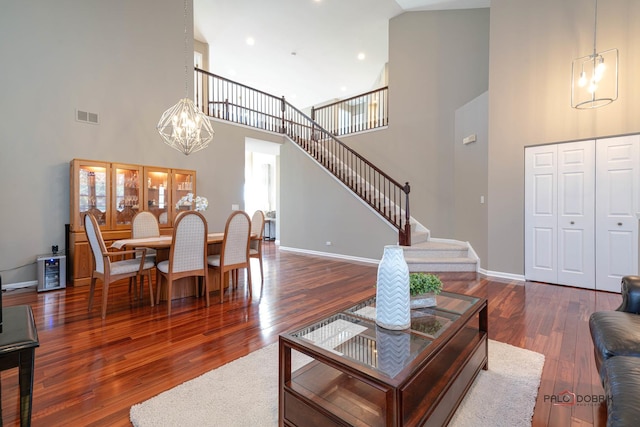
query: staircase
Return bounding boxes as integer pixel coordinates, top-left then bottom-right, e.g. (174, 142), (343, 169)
(195, 68), (479, 272)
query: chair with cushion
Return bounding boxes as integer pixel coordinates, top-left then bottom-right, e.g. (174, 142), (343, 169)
(84, 212), (155, 318)
(207, 211), (252, 304)
(156, 211), (209, 315)
(132, 211), (161, 241)
(130, 211), (160, 295)
(249, 210), (265, 283)
(158, 211), (168, 225)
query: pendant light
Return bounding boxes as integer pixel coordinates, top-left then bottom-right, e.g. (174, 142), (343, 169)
(157, 0), (214, 155)
(571, 0), (618, 109)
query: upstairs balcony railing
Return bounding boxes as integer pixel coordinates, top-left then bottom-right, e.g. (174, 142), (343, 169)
(194, 68), (410, 245)
(311, 87), (388, 136)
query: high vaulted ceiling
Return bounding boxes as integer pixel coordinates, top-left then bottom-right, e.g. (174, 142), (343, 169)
(194, 0), (489, 109)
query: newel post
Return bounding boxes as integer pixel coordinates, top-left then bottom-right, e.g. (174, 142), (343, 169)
(280, 96), (286, 134)
(402, 182), (411, 246)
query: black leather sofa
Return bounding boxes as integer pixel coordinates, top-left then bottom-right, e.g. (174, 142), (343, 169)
(589, 276), (640, 427)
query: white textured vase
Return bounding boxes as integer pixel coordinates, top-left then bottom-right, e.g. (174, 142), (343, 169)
(375, 245), (411, 330)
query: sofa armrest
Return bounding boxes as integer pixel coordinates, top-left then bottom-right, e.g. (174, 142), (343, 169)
(617, 276), (640, 314)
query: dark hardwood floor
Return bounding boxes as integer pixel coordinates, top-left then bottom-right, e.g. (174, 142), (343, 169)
(0, 242), (620, 426)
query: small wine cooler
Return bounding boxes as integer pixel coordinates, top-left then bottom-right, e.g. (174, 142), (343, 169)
(37, 254), (66, 292)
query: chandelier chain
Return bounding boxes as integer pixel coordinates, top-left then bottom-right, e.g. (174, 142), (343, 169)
(592, 0), (598, 56)
(183, 0), (189, 98)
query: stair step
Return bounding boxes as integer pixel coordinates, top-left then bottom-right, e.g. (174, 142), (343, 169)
(404, 241), (468, 258)
(405, 257), (477, 273)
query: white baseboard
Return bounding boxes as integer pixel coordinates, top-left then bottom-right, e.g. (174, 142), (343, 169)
(278, 246), (379, 265)
(279, 246), (527, 282)
(2, 280), (38, 291)
(478, 268), (525, 282)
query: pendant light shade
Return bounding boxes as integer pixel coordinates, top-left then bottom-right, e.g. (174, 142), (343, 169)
(157, 0), (214, 155)
(571, 0), (618, 109)
(158, 98), (214, 155)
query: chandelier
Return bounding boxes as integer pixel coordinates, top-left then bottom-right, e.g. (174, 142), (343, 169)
(157, 0), (214, 155)
(571, 0), (618, 109)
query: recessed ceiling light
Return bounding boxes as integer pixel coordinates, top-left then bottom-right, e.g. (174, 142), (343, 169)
(357, 52), (365, 60)
(340, 86), (347, 92)
(246, 37), (255, 46)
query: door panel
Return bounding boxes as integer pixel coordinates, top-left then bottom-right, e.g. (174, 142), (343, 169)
(557, 141), (595, 288)
(525, 145), (557, 283)
(596, 136), (640, 292)
(532, 228), (554, 270)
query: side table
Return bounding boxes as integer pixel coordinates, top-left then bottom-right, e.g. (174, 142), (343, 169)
(0, 305), (39, 426)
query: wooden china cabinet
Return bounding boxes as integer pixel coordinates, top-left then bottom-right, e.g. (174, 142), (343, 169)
(68, 159), (196, 286)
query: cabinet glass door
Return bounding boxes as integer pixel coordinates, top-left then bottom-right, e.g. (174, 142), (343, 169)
(112, 164), (142, 229)
(144, 168), (170, 227)
(77, 162), (108, 228)
(173, 170), (197, 216)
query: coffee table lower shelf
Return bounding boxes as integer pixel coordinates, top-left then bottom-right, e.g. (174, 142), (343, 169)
(281, 328), (487, 427)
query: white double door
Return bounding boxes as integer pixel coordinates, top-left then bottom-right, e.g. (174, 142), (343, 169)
(525, 135), (639, 292)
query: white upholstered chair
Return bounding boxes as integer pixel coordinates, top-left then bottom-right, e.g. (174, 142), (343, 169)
(249, 210), (265, 283)
(132, 211), (160, 240)
(156, 211), (209, 315)
(158, 211), (168, 225)
(129, 211), (160, 296)
(207, 211), (252, 304)
(84, 212), (155, 318)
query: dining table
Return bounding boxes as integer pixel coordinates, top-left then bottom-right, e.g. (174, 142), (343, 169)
(110, 232), (256, 301)
(111, 232), (226, 251)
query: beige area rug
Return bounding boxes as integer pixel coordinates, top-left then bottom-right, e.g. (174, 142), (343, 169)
(130, 340), (544, 427)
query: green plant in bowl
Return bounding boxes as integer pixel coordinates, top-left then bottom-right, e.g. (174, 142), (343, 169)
(409, 273), (443, 296)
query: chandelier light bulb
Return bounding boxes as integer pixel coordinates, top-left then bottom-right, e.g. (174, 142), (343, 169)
(594, 57), (606, 81)
(578, 70), (587, 87)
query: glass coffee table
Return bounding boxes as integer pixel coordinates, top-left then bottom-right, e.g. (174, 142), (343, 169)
(278, 291), (488, 427)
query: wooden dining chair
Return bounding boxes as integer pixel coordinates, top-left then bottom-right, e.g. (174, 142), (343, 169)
(129, 211), (160, 296)
(84, 213), (155, 318)
(207, 211), (252, 304)
(156, 211), (209, 315)
(249, 210), (265, 283)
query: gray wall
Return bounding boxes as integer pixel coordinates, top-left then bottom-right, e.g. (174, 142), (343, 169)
(279, 140), (398, 261)
(488, 0), (640, 275)
(454, 92), (488, 265)
(0, 1), (281, 285)
(342, 9), (490, 247)
(0, 0), (185, 284)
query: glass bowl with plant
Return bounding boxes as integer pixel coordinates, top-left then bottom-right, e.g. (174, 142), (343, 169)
(409, 272), (443, 308)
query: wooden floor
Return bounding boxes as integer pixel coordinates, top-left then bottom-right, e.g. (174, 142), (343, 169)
(1, 242), (620, 426)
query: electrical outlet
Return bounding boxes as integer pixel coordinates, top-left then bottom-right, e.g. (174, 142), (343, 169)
(325, 241), (332, 246)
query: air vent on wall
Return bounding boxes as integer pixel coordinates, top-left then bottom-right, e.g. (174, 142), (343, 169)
(76, 109), (99, 125)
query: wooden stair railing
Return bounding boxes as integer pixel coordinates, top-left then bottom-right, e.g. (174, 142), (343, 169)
(195, 68), (411, 245)
(311, 86), (388, 136)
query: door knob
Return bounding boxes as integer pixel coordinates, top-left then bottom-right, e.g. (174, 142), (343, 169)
(570, 221), (575, 225)
(618, 222), (623, 226)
